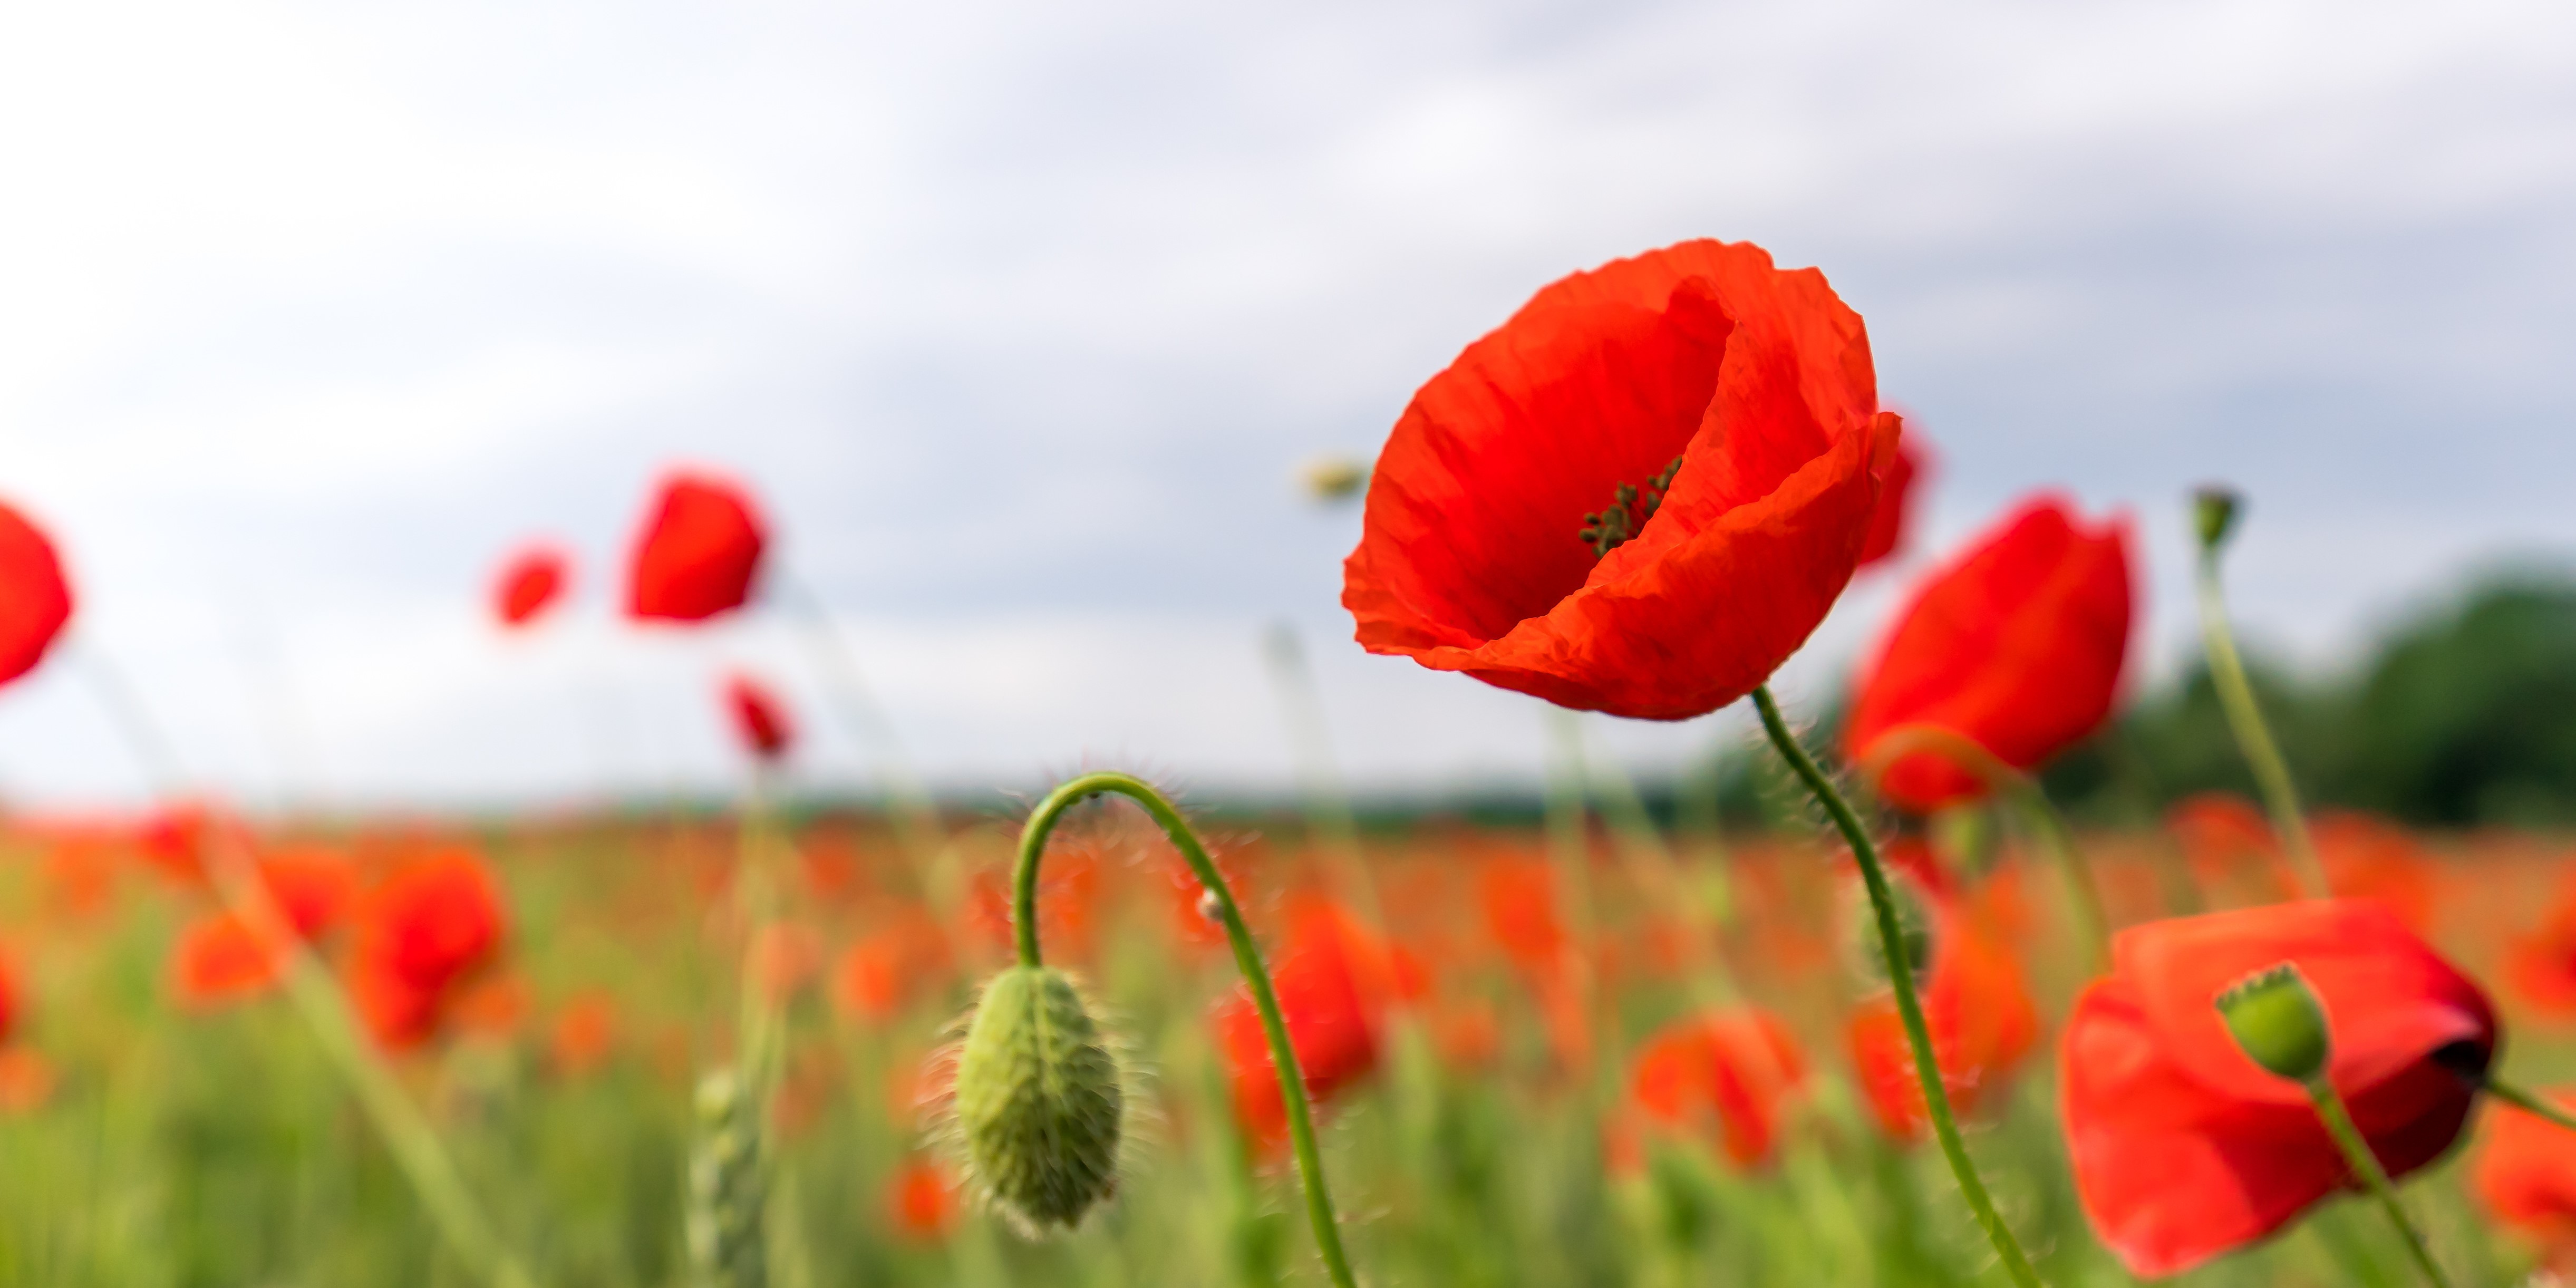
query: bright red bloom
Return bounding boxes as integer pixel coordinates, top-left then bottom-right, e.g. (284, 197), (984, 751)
(1846, 494), (2134, 812)
(256, 846), (361, 939)
(492, 544), (569, 627)
(1342, 239), (1901, 720)
(2060, 900), (2496, 1277)
(1630, 1008), (1807, 1168)
(1847, 907), (2040, 1141)
(1477, 855), (1567, 976)
(347, 849), (509, 1049)
(626, 471), (767, 622)
(1214, 898), (1396, 1152)
(1856, 424), (1926, 569)
(2311, 812), (2437, 934)
(723, 671), (795, 762)
(830, 908), (950, 1024)
(0, 501), (72, 685)
(2474, 1088), (2576, 1260)
(170, 913), (280, 1007)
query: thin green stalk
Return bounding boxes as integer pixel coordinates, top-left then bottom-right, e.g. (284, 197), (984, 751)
(2194, 547), (2329, 898)
(1860, 722), (2109, 974)
(2303, 1077), (2451, 1288)
(76, 638), (537, 1288)
(2483, 1078), (2576, 1134)
(1261, 623), (1386, 932)
(779, 571), (955, 912)
(1544, 708), (1605, 1069)
(1580, 721), (1741, 1009)
(1750, 685), (2045, 1288)
(1013, 772), (1361, 1288)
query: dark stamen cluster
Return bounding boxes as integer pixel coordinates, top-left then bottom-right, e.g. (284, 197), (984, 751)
(1578, 456), (1686, 558)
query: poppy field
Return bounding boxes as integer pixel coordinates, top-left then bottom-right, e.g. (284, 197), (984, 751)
(0, 238), (2568, 1288)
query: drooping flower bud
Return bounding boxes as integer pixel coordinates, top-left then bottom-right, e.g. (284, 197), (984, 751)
(1297, 456), (1369, 504)
(951, 966), (1124, 1234)
(2192, 485), (2242, 555)
(2215, 962), (2330, 1083)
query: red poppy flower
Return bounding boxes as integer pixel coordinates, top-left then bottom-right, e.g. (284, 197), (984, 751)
(2060, 900), (2495, 1277)
(626, 471), (767, 623)
(0, 948), (26, 1047)
(1214, 898), (1396, 1153)
(1846, 493), (2134, 812)
(492, 544), (569, 628)
(2311, 812), (2437, 934)
(1342, 239), (1901, 720)
(549, 991), (619, 1078)
(722, 671), (795, 762)
(887, 1156), (962, 1240)
(0, 501), (72, 686)
(2508, 875), (2576, 1016)
(256, 845), (361, 939)
(1848, 906), (2040, 1141)
(2474, 1087), (2576, 1260)
(749, 921), (824, 1004)
(0, 1048), (53, 1115)
(170, 913), (282, 1008)
(1478, 855), (1568, 977)
(347, 849), (509, 1049)
(1631, 1008), (1807, 1168)
(830, 908), (951, 1024)
(1856, 424), (1926, 569)
(2166, 793), (2299, 900)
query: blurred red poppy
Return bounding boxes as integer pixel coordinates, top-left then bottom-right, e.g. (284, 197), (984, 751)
(0, 1048), (53, 1115)
(1631, 1008), (1807, 1168)
(723, 671), (795, 762)
(627, 471), (767, 622)
(2060, 900), (2495, 1277)
(170, 913), (280, 1008)
(1214, 898), (1397, 1153)
(2165, 793), (2298, 900)
(1856, 424), (1926, 569)
(749, 921), (825, 1004)
(1846, 494), (2133, 812)
(2509, 875), (2576, 1016)
(492, 544), (569, 628)
(1848, 906), (2039, 1141)
(2473, 1087), (2576, 1262)
(549, 991), (619, 1078)
(830, 908), (950, 1024)
(1342, 239), (1901, 720)
(2310, 811), (2437, 933)
(347, 849), (509, 1049)
(886, 1155), (961, 1241)
(0, 501), (72, 686)
(1478, 855), (1567, 978)
(256, 845), (361, 939)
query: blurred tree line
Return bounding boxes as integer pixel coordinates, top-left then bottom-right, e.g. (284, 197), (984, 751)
(1693, 572), (2576, 831)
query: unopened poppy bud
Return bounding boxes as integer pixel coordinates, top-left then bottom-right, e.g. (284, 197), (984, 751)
(1299, 456), (1369, 504)
(2216, 963), (2330, 1083)
(2192, 486), (2242, 554)
(952, 966), (1125, 1234)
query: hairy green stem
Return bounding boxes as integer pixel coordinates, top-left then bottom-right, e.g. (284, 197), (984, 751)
(2194, 549), (2329, 898)
(76, 640), (536, 1288)
(1860, 723), (2110, 974)
(1013, 772), (1360, 1288)
(1751, 686), (2045, 1288)
(2304, 1077), (2451, 1288)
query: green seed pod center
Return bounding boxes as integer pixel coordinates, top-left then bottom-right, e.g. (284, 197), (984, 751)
(953, 965), (1125, 1234)
(2216, 962), (2331, 1083)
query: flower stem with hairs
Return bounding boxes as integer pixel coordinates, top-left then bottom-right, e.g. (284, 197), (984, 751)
(2191, 488), (2329, 897)
(1014, 772), (1361, 1288)
(2305, 1079), (2452, 1288)
(1752, 685), (2046, 1288)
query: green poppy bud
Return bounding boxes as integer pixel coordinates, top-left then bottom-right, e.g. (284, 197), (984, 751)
(2216, 963), (2331, 1083)
(2192, 486), (2242, 554)
(952, 966), (1125, 1234)
(1299, 456), (1369, 504)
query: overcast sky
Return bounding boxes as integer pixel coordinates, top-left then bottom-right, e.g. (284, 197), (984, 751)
(0, 0), (2570, 810)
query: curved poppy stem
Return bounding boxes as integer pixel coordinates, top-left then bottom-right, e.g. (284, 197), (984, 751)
(1013, 772), (1360, 1288)
(2482, 1077), (2576, 1135)
(2303, 1076), (2452, 1288)
(1860, 723), (2109, 974)
(1751, 686), (2046, 1288)
(2194, 547), (2329, 898)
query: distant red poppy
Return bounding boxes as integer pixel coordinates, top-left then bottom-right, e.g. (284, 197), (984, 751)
(830, 909), (950, 1024)
(749, 921), (825, 1004)
(492, 544), (569, 628)
(1478, 856), (1568, 977)
(1214, 898), (1397, 1152)
(1846, 494), (2133, 812)
(1631, 1008), (1808, 1168)
(134, 802), (217, 885)
(0, 501), (72, 686)
(549, 991), (619, 1078)
(2166, 793), (2299, 899)
(2509, 875), (2576, 1016)
(2060, 900), (2495, 1277)
(256, 845), (361, 940)
(0, 947), (25, 1047)
(626, 471), (766, 622)
(2311, 812), (2437, 933)
(723, 671), (795, 762)
(1848, 906), (2040, 1141)
(886, 1156), (962, 1240)
(2474, 1087), (2576, 1262)
(347, 849), (509, 1049)
(1856, 424), (1926, 569)
(1342, 239), (1902, 720)
(171, 913), (280, 1008)
(0, 1048), (53, 1115)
